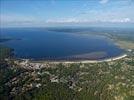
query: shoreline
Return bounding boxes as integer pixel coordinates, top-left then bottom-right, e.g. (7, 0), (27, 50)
(31, 54), (127, 64)
(13, 54), (128, 69)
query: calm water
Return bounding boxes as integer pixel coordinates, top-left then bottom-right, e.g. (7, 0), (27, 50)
(0, 28), (124, 60)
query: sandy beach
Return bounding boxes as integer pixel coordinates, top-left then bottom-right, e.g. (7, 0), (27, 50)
(38, 54), (127, 64)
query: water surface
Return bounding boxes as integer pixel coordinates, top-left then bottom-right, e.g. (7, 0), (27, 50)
(0, 28), (124, 60)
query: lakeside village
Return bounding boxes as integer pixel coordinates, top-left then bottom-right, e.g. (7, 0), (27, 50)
(0, 49), (134, 100)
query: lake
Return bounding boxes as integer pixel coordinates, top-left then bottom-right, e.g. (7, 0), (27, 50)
(0, 28), (124, 60)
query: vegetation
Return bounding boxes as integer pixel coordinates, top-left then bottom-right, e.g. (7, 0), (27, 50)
(0, 38), (14, 61)
(0, 46), (13, 61)
(0, 54), (134, 100)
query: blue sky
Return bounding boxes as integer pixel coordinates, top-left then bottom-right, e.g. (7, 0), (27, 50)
(0, 0), (134, 27)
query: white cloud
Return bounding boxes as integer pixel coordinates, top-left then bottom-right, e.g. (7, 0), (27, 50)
(121, 18), (131, 22)
(46, 18), (132, 24)
(100, 0), (109, 4)
(1, 14), (133, 27)
(101, 18), (131, 23)
(46, 18), (80, 23)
